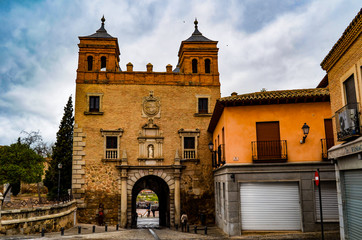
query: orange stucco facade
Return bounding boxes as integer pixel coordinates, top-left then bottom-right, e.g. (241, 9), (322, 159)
(212, 101), (332, 163)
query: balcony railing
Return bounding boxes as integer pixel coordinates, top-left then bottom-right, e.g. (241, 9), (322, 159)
(251, 140), (288, 162)
(321, 138), (334, 159)
(335, 103), (361, 141)
(106, 149), (118, 159)
(212, 144), (225, 168)
(183, 149), (196, 159)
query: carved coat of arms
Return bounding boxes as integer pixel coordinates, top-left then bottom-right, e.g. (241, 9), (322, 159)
(142, 91), (160, 118)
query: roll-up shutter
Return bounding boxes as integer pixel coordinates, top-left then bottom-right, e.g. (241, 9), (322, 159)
(314, 181), (338, 221)
(240, 182), (301, 230)
(343, 170), (362, 240)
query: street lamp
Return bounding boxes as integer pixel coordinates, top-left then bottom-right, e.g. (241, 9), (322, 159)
(208, 141), (214, 152)
(57, 163), (62, 202)
(300, 123), (310, 144)
(208, 141), (217, 168)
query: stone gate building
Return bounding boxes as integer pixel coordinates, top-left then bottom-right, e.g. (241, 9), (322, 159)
(71, 17), (220, 227)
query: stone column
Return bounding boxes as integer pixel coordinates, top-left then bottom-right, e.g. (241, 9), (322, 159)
(174, 150), (181, 226)
(121, 172), (127, 228)
(120, 151), (128, 228)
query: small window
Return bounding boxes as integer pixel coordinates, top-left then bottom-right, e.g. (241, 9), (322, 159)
(192, 59), (198, 73)
(178, 129), (200, 160)
(87, 56), (93, 71)
(183, 137), (195, 159)
(184, 137), (195, 149)
(344, 75), (357, 105)
(198, 98), (208, 114)
(89, 96), (100, 112)
(101, 56), (107, 71)
(106, 136), (118, 159)
(205, 59), (211, 73)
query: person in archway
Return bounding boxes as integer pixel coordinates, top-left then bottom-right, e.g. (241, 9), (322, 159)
(151, 204), (156, 217)
(181, 212), (188, 232)
(146, 202), (151, 217)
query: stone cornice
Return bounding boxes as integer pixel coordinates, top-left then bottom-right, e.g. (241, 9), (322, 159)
(321, 9), (362, 71)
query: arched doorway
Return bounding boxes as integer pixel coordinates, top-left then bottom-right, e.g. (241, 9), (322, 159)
(131, 175), (170, 228)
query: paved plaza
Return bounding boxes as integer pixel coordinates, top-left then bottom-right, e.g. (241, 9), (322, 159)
(0, 224), (340, 240)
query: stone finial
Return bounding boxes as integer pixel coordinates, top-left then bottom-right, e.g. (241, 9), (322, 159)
(175, 149), (180, 159)
(174, 149), (180, 165)
(122, 150), (127, 159)
(126, 62), (133, 72)
(231, 92), (238, 97)
(121, 150), (128, 165)
(147, 63), (153, 72)
(166, 64), (172, 73)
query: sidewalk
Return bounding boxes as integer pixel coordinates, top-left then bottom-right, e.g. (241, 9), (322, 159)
(0, 224), (339, 240)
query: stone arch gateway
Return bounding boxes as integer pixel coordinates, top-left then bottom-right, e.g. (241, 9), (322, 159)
(131, 175), (170, 227)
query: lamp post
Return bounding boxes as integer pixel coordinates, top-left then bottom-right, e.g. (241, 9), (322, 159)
(57, 163), (62, 202)
(208, 141), (216, 167)
(300, 123), (310, 143)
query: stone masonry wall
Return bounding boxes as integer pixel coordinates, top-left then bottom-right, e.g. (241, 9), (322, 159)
(0, 200), (76, 236)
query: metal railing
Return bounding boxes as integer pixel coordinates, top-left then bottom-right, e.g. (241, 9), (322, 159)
(251, 140), (288, 162)
(212, 144), (225, 168)
(105, 149), (118, 159)
(335, 102), (361, 141)
(183, 149), (196, 159)
(321, 138), (334, 159)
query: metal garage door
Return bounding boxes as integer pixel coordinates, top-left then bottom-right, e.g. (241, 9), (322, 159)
(314, 181), (338, 221)
(240, 182), (301, 230)
(343, 170), (362, 240)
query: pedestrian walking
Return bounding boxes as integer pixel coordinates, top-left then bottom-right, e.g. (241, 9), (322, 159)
(151, 205), (156, 217)
(98, 203), (105, 226)
(146, 202), (151, 217)
(181, 212), (188, 232)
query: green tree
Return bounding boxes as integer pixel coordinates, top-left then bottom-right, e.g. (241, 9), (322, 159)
(0, 139), (45, 199)
(44, 96), (74, 200)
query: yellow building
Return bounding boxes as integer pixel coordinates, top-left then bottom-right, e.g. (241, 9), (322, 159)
(208, 88), (339, 235)
(321, 9), (362, 240)
(72, 17), (220, 227)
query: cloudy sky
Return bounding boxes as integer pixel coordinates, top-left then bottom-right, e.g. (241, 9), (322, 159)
(0, 0), (360, 145)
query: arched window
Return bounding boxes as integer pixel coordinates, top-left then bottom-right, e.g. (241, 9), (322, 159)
(87, 56), (93, 71)
(101, 56), (107, 71)
(205, 59), (211, 73)
(192, 59), (198, 73)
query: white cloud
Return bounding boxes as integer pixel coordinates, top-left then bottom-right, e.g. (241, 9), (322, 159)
(0, 0), (360, 145)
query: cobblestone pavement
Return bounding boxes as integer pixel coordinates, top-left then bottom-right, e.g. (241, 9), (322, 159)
(0, 224), (339, 240)
(137, 217), (159, 228)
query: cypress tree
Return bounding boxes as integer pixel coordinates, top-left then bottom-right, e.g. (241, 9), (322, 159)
(44, 96), (74, 200)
